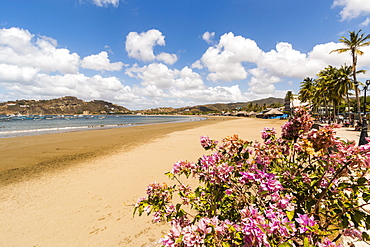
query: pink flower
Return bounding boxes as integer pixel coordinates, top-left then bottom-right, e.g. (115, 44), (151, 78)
(197, 218), (212, 234)
(342, 228), (362, 240)
(261, 127), (277, 140)
(225, 188), (233, 195)
(295, 213), (316, 233)
(200, 135), (218, 150)
(135, 196), (146, 207)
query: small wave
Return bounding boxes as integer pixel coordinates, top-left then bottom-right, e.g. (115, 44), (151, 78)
(0, 126), (89, 135)
(0, 116), (205, 138)
(0, 123), (137, 137)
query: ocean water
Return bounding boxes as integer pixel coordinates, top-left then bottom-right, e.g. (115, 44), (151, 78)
(0, 115), (205, 138)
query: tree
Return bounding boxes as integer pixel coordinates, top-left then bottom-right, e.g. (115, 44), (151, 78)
(336, 65), (365, 114)
(331, 30), (370, 118)
(299, 77), (314, 104)
(285, 91), (294, 115)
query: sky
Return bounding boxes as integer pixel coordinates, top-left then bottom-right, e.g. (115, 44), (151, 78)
(1, 0), (370, 110)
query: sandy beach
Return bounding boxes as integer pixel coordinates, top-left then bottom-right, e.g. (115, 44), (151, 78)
(0, 117), (360, 246)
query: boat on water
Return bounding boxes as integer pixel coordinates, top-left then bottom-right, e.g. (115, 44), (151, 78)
(0, 116), (11, 121)
(0, 114), (113, 122)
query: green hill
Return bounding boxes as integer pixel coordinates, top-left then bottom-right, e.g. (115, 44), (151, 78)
(0, 96), (131, 115)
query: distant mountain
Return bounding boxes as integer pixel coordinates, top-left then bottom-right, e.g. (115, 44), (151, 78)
(139, 97), (285, 114)
(183, 97), (285, 112)
(0, 96), (130, 115)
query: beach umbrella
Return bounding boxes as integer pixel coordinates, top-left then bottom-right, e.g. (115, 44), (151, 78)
(236, 111), (248, 116)
(263, 109), (284, 115)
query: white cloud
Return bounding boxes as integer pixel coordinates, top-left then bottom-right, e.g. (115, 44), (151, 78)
(125, 29), (178, 65)
(195, 32), (262, 82)
(191, 60), (203, 69)
(202, 32), (215, 44)
(0, 64), (39, 83)
(360, 17), (370, 27)
(91, 0), (119, 7)
(174, 67), (204, 90)
(247, 68), (281, 94)
(156, 52), (178, 65)
(170, 85), (245, 103)
(308, 42), (348, 67)
(133, 84), (166, 99)
(332, 0), (370, 20)
(81, 51), (124, 71)
(126, 63), (175, 89)
(1, 72), (139, 104)
(193, 31), (370, 97)
(125, 62), (244, 104)
(257, 42), (323, 79)
(0, 27), (80, 74)
(126, 63), (204, 91)
(125, 29), (165, 62)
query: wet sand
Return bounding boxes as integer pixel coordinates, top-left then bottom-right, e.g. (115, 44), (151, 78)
(0, 118), (220, 186)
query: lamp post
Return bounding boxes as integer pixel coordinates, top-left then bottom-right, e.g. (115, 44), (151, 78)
(359, 80), (370, 145)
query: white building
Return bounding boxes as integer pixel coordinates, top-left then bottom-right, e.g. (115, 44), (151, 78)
(284, 94), (307, 112)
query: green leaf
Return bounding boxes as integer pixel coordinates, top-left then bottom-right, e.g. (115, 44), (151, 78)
(362, 232), (370, 241)
(363, 193), (370, 202)
(305, 200), (316, 212)
(165, 172), (175, 179)
(353, 210), (365, 226)
(342, 215), (349, 228)
(357, 177), (367, 185)
(366, 215), (370, 228)
(286, 210), (295, 221)
(304, 237), (310, 247)
(221, 242), (231, 247)
(178, 209), (186, 217)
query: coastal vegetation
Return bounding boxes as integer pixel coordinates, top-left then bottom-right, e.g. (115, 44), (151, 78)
(299, 30), (370, 119)
(331, 30), (370, 117)
(298, 65), (366, 117)
(135, 107), (370, 246)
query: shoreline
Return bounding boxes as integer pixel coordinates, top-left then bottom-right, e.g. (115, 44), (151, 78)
(0, 117), (223, 186)
(0, 115), (204, 139)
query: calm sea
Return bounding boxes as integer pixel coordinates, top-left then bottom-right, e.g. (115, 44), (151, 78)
(0, 115), (205, 138)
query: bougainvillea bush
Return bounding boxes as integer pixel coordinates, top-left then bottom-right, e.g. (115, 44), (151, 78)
(134, 107), (370, 247)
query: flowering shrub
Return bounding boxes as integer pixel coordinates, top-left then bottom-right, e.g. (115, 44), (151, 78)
(134, 107), (370, 247)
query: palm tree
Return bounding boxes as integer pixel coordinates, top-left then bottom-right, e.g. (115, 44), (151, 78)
(336, 65), (353, 114)
(311, 78), (329, 118)
(316, 66), (340, 120)
(331, 30), (370, 118)
(336, 65), (367, 114)
(285, 91), (294, 116)
(299, 77), (314, 104)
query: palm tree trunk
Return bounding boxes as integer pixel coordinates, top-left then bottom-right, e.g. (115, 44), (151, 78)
(353, 54), (362, 121)
(355, 86), (361, 115)
(346, 94), (351, 115)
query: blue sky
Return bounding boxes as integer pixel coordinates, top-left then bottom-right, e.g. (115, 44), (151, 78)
(0, 0), (370, 110)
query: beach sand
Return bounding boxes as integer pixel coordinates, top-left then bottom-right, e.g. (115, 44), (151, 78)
(0, 117), (360, 246)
